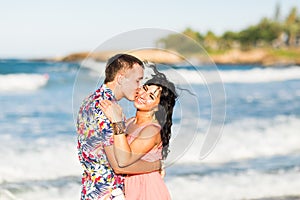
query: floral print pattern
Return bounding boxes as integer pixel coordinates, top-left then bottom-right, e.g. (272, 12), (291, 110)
(77, 84), (124, 199)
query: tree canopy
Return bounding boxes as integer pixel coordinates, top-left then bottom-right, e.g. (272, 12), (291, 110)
(158, 6), (300, 54)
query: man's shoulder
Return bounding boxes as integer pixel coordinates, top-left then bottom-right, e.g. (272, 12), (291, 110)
(85, 85), (106, 102)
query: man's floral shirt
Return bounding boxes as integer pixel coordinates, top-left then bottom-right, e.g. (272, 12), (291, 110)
(77, 84), (124, 200)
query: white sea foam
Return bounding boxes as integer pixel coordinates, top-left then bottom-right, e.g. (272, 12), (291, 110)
(1, 116), (299, 183)
(0, 135), (81, 183)
(167, 116), (300, 164)
(0, 73), (49, 92)
(1, 170), (299, 200)
(80, 59), (106, 75)
(2, 166), (300, 200)
(0, 135), (81, 199)
(0, 182), (81, 200)
(78, 60), (300, 84)
(167, 169), (300, 200)
(163, 67), (300, 84)
(0, 116), (300, 199)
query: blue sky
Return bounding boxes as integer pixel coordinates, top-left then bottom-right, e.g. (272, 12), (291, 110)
(0, 0), (299, 58)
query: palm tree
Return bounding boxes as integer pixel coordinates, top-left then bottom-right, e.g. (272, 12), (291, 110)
(285, 7), (299, 46)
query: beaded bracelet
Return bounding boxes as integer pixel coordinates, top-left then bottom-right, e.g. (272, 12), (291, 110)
(112, 121), (126, 135)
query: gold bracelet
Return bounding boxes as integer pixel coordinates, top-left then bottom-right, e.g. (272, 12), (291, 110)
(112, 121), (126, 135)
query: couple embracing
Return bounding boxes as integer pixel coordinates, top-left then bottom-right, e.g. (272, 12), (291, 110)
(76, 54), (177, 200)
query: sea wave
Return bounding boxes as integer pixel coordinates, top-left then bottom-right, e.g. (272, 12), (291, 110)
(77, 60), (300, 84)
(0, 59), (80, 74)
(167, 115), (300, 164)
(0, 135), (81, 183)
(0, 116), (299, 199)
(162, 67), (300, 84)
(79, 59), (106, 75)
(1, 163), (299, 200)
(0, 116), (299, 184)
(167, 169), (300, 200)
(0, 73), (49, 92)
(0, 176), (80, 200)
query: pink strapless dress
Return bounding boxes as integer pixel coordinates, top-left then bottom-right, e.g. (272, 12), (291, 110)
(124, 121), (171, 200)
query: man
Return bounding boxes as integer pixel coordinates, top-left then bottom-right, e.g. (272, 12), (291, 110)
(76, 54), (161, 199)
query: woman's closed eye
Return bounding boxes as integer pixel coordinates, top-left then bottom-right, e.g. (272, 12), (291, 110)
(143, 85), (156, 100)
(149, 94), (155, 100)
(143, 85), (148, 91)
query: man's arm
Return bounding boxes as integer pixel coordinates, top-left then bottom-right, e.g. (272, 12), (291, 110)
(104, 145), (161, 174)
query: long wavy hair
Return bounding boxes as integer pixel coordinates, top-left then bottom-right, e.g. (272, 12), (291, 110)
(144, 65), (177, 160)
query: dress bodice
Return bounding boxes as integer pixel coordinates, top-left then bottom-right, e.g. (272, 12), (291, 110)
(126, 118), (162, 162)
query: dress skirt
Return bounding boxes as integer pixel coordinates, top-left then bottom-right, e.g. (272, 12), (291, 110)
(125, 171), (171, 200)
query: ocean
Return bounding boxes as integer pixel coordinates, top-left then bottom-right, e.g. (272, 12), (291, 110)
(0, 59), (299, 200)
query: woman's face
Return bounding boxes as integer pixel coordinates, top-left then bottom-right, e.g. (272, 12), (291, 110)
(134, 84), (161, 111)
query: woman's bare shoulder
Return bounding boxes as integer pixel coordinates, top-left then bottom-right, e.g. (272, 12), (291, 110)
(125, 117), (136, 126)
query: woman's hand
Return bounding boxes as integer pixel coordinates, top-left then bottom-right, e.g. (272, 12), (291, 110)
(99, 100), (123, 122)
(160, 168), (166, 179)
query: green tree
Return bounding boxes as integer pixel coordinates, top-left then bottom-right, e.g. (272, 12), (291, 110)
(203, 31), (219, 50)
(258, 18), (282, 42)
(157, 33), (202, 55)
(182, 27), (204, 42)
(158, 6), (300, 54)
(284, 7), (299, 46)
(238, 18), (281, 48)
(219, 31), (240, 49)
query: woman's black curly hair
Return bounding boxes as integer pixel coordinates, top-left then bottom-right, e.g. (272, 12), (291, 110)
(144, 64), (178, 160)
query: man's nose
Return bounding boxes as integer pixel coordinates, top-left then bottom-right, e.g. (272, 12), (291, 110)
(136, 87), (142, 95)
(136, 88), (146, 97)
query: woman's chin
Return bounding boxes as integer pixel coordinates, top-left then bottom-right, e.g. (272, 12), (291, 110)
(134, 102), (142, 109)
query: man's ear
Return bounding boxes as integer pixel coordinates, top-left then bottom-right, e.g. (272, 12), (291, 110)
(116, 74), (124, 85)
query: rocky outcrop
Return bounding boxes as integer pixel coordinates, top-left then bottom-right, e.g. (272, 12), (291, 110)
(210, 49), (300, 66)
(57, 49), (184, 64)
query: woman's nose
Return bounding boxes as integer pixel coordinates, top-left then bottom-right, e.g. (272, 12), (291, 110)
(139, 90), (147, 98)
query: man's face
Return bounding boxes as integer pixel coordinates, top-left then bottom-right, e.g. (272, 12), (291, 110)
(121, 63), (144, 101)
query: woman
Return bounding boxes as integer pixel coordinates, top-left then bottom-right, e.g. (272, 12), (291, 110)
(100, 67), (177, 200)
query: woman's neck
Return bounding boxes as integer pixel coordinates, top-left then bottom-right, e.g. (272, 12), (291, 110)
(135, 110), (155, 125)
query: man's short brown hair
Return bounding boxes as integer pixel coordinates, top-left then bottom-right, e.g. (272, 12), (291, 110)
(104, 54), (144, 83)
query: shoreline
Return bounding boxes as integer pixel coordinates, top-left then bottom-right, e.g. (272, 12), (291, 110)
(210, 48), (300, 66)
